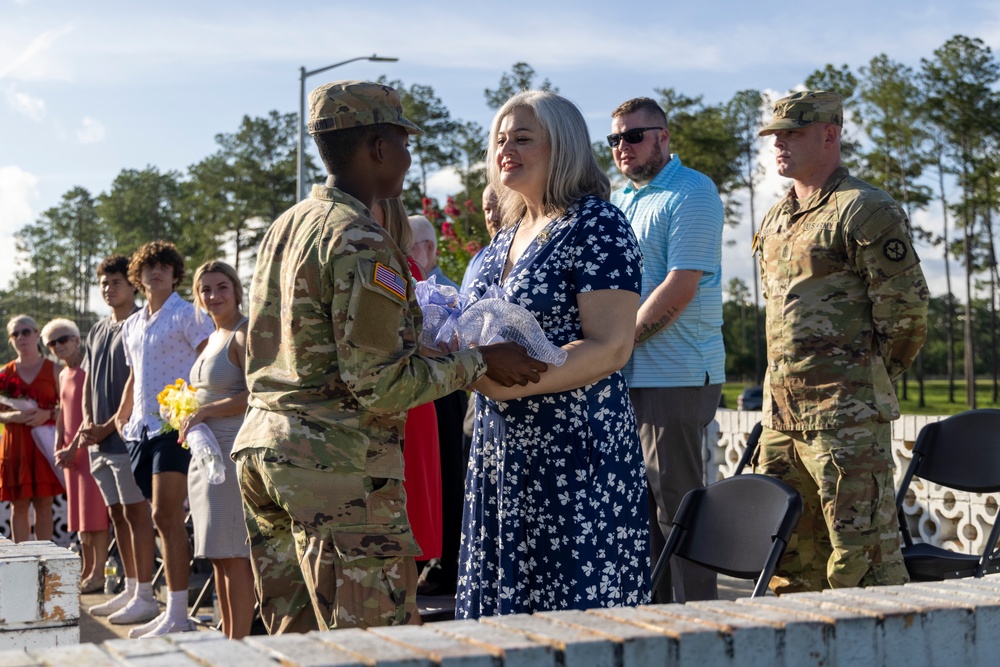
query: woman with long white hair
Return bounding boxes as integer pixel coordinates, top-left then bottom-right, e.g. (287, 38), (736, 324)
(458, 91), (650, 618)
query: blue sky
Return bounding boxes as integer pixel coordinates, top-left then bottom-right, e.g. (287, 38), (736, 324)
(2, 0), (999, 306)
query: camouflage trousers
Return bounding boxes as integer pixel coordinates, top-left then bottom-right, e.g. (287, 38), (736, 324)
(235, 449), (421, 634)
(755, 424), (908, 594)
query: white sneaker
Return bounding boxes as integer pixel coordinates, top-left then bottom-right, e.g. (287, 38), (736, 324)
(138, 616), (196, 638)
(88, 589), (132, 616)
(108, 597), (160, 625)
(128, 612), (165, 638)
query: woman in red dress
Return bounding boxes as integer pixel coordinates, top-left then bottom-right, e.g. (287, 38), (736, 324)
(374, 198), (443, 564)
(0, 315), (62, 542)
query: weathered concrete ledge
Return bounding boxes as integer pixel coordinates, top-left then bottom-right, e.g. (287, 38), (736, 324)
(4, 575), (1000, 666)
(0, 538), (79, 652)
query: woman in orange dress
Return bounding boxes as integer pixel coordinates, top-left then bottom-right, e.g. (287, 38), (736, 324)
(0, 315), (62, 542)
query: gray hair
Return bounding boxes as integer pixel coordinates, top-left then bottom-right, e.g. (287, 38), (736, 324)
(487, 90), (610, 229)
(408, 215), (438, 251)
(41, 318), (80, 345)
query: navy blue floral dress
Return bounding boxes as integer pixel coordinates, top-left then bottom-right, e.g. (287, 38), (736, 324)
(456, 195), (651, 619)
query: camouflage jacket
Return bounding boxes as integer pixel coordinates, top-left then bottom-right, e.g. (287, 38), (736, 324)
(753, 167), (928, 430)
(233, 185), (486, 477)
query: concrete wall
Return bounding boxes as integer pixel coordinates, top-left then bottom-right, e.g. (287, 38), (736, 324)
(3, 575), (1000, 666)
(0, 538), (79, 651)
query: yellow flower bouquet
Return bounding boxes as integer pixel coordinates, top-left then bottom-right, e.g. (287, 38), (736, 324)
(155, 378), (226, 484)
(156, 378), (199, 432)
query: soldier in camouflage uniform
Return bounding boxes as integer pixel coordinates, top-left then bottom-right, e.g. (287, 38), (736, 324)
(752, 91), (928, 593)
(232, 80), (547, 634)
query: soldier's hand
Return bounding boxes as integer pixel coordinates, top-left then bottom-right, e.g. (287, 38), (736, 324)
(479, 342), (548, 387)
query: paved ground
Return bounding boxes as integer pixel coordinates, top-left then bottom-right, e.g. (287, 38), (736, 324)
(78, 576), (756, 644)
(80, 591), (220, 641)
(79, 591), (137, 642)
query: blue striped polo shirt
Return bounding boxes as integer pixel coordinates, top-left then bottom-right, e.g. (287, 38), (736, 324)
(611, 155), (726, 388)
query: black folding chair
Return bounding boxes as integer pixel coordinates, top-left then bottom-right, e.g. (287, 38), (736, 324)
(650, 473), (802, 599)
(734, 422), (763, 476)
(896, 409), (1000, 581)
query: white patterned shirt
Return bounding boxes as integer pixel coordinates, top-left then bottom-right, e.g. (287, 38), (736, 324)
(121, 291), (214, 441)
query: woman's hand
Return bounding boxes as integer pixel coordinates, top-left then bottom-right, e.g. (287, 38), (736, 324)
(179, 409), (206, 443)
(54, 432), (83, 469)
(23, 408), (51, 427)
(2, 409), (29, 424)
(54, 444), (76, 469)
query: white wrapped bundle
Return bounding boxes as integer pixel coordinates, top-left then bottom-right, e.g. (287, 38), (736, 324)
(0, 395), (60, 478)
(184, 423), (225, 485)
(415, 278), (567, 367)
(414, 276), (467, 347)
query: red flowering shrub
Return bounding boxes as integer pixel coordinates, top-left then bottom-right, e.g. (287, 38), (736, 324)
(420, 192), (493, 284)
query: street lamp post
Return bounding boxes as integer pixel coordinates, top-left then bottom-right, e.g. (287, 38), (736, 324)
(297, 54), (399, 202)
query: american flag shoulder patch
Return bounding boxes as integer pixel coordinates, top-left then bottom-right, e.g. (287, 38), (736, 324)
(373, 262), (407, 301)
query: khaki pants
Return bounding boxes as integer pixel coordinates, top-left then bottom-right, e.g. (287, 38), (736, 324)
(756, 424), (907, 593)
(236, 449), (420, 634)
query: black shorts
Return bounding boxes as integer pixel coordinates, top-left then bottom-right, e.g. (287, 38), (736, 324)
(127, 430), (191, 499)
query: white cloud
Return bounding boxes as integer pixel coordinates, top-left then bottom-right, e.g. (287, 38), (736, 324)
(425, 167), (463, 206)
(3, 83), (45, 120)
(76, 116), (105, 144)
(0, 166), (38, 288)
(0, 25), (75, 81)
(0, 166), (38, 231)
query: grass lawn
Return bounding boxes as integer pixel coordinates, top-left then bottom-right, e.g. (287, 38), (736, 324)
(723, 379), (1000, 417)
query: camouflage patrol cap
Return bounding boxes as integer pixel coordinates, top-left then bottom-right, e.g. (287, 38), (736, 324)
(758, 90), (843, 137)
(308, 80), (423, 136)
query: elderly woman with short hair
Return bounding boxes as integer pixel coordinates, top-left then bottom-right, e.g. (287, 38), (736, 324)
(48, 317), (110, 592)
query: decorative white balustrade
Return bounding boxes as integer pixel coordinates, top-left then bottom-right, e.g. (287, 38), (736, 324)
(712, 409), (1000, 557)
(1, 410), (993, 560)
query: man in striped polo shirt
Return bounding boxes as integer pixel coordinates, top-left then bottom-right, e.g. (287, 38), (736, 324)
(609, 97), (726, 604)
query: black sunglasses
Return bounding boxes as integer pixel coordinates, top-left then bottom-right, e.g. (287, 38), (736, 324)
(46, 334), (74, 348)
(9, 328), (34, 339)
(606, 126), (664, 148)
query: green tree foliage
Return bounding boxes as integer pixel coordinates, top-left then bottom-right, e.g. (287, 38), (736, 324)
(379, 77), (458, 210)
(96, 166), (218, 296)
(186, 111), (303, 271)
(429, 196), (484, 285)
(804, 63), (862, 168)
(96, 166), (187, 257)
(857, 55), (933, 214)
(655, 88), (741, 224)
(7, 37), (1000, 399)
(920, 35), (1000, 406)
(483, 62), (558, 111)
(447, 120), (489, 238)
(0, 187), (106, 333)
(592, 140), (625, 190)
(721, 278), (764, 381)
(725, 89), (765, 382)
